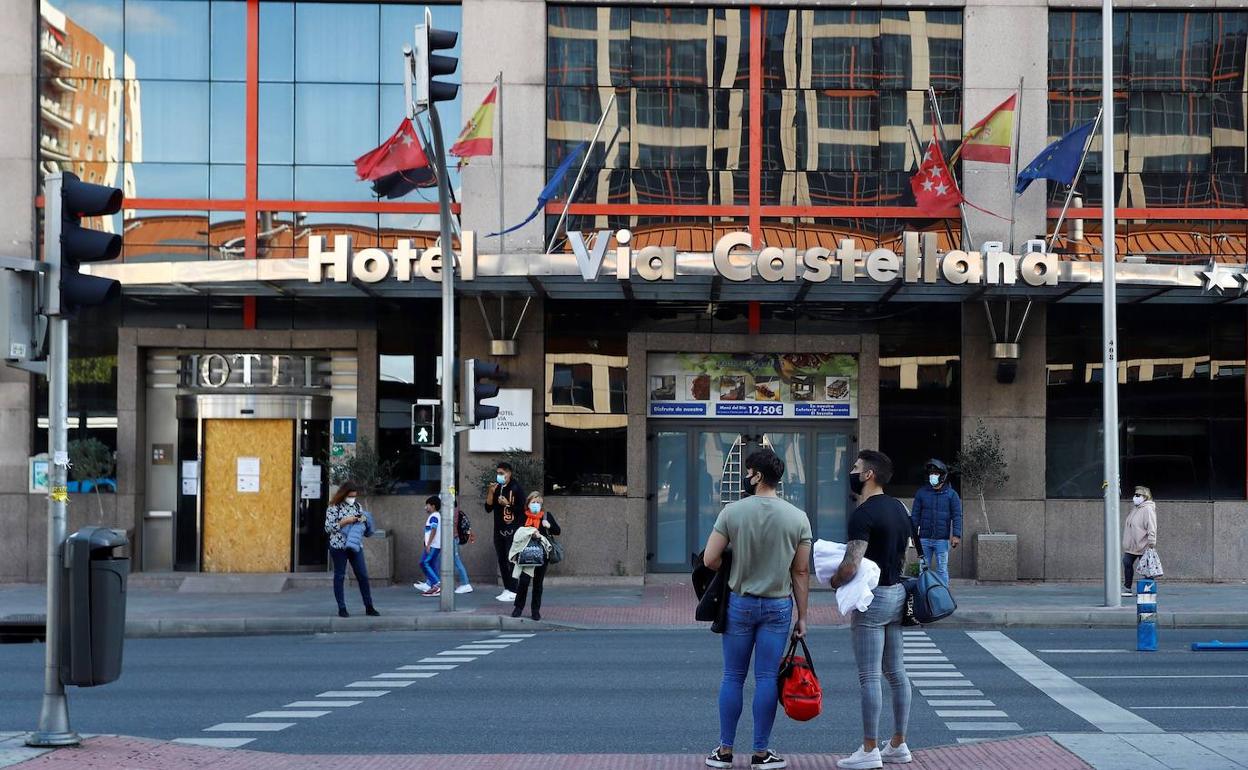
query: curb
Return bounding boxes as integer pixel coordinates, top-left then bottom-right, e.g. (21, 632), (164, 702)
(120, 614), (558, 638)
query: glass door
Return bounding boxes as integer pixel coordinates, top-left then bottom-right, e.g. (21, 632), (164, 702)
(648, 422), (854, 572)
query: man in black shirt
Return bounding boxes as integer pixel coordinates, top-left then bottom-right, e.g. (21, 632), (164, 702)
(830, 450), (916, 769)
(485, 461), (525, 601)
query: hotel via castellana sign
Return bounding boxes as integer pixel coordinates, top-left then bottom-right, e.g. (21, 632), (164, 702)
(306, 229), (1062, 287)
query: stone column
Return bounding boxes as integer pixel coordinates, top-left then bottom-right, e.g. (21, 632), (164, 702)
(459, 0), (547, 254)
(957, 301), (1047, 579)
(961, 1), (1048, 251)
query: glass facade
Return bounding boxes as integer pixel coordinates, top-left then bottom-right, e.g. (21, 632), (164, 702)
(1047, 306), (1246, 500)
(544, 302), (629, 496)
(545, 6), (964, 251)
(38, 0), (463, 262)
(1049, 11), (1248, 264)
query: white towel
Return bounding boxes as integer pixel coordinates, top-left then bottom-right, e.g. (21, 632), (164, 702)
(813, 539), (881, 617)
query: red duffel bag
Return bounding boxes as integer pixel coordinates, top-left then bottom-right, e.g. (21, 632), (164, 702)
(777, 634), (822, 721)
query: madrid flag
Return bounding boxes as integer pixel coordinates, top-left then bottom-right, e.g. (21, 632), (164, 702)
(911, 137), (963, 215)
(354, 118), (431, 182)
(450, 86), (497, 163)
(957, 94), (1016, 164)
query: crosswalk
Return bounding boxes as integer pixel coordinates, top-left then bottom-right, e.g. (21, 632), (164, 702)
(903, 629), (1023, 741)
(171, 632), (536, 749)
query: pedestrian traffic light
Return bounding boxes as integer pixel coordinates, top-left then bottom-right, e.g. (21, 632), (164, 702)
(462, 358), (505, 426)
(413, 7), (458, 109)
(44, 173), (122, 317)
(412, 404), (438, 446)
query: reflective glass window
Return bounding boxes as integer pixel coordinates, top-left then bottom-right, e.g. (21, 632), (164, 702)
(125, 0), (209, 80)
(294, 83), (378, 166)
(259, 2), (294, 82)
(210, 1), (245, 81)
(294, 3), (379, 84)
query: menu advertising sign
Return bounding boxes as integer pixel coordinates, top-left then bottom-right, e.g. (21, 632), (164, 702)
(647, 353), (858, 419)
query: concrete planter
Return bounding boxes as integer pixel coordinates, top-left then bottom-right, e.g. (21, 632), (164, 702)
(976, 533), (1018, 582)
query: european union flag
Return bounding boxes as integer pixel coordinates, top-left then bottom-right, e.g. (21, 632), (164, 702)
(1015, 120), (1098, 195)
(488, 141), (589, 237)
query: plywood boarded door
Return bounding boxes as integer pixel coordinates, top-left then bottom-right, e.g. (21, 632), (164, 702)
(202, 419), (294, 572)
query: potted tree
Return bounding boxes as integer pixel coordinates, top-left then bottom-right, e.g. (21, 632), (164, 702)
(953, 420), (1015, 581)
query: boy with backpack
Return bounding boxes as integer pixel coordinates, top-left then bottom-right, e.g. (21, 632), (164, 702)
(413, 495), (475, 596)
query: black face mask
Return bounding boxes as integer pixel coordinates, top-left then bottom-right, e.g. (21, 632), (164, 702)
(743, 472), (758, 497)
(849, 471), (866, 496)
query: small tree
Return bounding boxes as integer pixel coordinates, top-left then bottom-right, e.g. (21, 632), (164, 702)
(476, 449), (544, 497)
(68, 437), (115, 520)
(953, 420), (1010, 534)
(326, 437), (397, 506)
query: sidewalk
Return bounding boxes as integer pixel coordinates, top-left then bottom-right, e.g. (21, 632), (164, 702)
(0, 733), (1095, 769)
(2, 579), (1247, 637)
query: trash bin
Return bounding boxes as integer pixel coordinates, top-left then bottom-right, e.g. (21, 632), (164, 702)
(61, 527), (129, 687)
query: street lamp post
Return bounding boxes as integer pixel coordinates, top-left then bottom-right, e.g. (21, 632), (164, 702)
(1101, 0), (1122, 608)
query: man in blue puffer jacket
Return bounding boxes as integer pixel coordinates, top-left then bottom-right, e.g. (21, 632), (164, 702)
(910, 458), (962, 587)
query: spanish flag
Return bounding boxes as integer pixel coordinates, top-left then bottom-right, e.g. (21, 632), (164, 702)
(450, 85), (497, 164)
(955, 94), (1016, 164)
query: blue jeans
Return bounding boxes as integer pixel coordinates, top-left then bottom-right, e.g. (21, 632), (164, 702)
(422, 545), (470, 587)
(330, 547), (373, 611)
(851, 584), (910, 742)
(718, 592), (793, 752)
(421, 547), (441, 586)
(921, 537), (951, 587)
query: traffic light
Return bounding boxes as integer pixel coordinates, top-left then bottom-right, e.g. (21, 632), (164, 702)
(411, 404), (437, 446)
(462, 358), (505, 426)
(414, 7), (458, 109)
(44, 172), (122, 317)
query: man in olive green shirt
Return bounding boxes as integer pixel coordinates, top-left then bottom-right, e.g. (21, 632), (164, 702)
(712, 495), (813, 599)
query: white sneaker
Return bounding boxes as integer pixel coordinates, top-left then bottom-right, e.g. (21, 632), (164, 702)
(495, 590), (516, 602)
(837, 746), (883, 769)
(413, 582), (431, 592)
(455, 584), (474, 594)
(880, 742), (912, 764)
(1121, 589), (1133, 598)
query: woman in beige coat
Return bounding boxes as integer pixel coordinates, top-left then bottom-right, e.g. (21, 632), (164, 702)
(1122, 486), (1159, 597)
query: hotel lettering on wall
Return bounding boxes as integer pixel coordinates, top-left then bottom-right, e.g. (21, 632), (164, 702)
(180, 353), (331, 390)
(304, 230), (1062, 287)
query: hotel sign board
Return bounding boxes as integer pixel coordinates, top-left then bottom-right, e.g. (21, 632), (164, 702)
(305, 230), (1062, 288)
(648, 353), (858, 420)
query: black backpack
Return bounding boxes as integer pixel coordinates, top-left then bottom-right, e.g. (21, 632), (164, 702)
(456, 509), (471, 545)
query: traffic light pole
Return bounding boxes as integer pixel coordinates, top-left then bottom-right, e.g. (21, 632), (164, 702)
(427, 102), (458, 613)
(28, 317), (78, 748)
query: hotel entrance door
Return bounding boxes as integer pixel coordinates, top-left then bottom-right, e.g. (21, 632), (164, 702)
(647, 422), (854, 572)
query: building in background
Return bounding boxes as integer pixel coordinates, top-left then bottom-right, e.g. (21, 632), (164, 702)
(0, 0), (1245, 585)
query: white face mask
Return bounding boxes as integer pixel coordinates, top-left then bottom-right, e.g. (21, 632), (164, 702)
(346, 496), (357, 505)
(1132, 495), (1144, 506)
(929, 474), (941, 487)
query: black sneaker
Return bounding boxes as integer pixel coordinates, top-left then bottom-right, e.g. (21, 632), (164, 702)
(511, 607), (523, 618)
(338, 608), (349, 618)
(365, 607), (380, 617)
(752, 750), (786, 769)
(531, 611), (541, 622)
(705, 747), (733, 769)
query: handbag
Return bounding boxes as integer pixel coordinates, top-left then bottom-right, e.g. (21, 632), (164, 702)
(777, 635), (822, 721)
(517, 538), (546, 567)
(1137, 547), (1164, 579)
(546, 538), (565, 565)
(907, 559), (957, 624)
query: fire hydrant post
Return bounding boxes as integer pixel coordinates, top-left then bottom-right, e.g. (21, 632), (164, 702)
(1136, 578), (1158, 652)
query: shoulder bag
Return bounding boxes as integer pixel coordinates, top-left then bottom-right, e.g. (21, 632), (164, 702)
(1137, 547), (1164, 579)
(907, 558), (957, 624)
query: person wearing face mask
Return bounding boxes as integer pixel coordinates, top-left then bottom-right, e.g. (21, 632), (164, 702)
(1122, 486), (1159, 597)
(832, 451), (916, 770)
(909, 458), (962, 588)
(702, 448), (812, 770)
(510, 491), (561, 621)
(324, 481), (379, 619)
(486, 461), (526, 602)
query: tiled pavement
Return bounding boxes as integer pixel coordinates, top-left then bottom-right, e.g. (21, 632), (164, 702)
(0, 734), (1093, 769)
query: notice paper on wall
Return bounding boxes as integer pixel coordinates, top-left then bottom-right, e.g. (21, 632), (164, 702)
(237, 456), (260, 493)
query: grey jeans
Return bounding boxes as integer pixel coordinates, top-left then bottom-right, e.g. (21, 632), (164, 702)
(850, 583), (911, 741)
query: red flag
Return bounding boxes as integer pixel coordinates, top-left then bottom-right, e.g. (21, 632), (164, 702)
(354, 119), (431, 182)
(910, 137), (963, 215)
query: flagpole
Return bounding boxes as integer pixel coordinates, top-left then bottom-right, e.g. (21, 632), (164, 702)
(1007, 76), (1023, 250)
(546, 91), (617, 254)
(1046, 108), (1103, 253)
(496, 71), (505, 255)
(905, 118), (925, 169)
(927, 86), (975, 249)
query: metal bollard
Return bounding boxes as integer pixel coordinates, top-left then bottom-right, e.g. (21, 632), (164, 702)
(1136, 578), (1157, 652)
